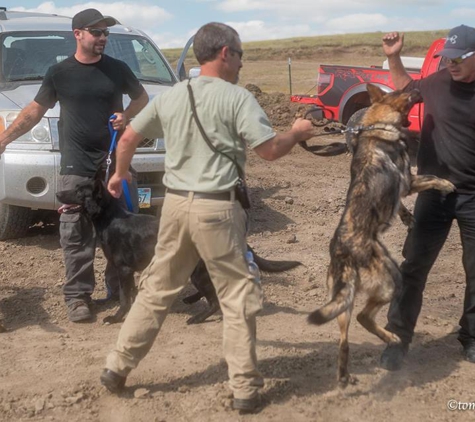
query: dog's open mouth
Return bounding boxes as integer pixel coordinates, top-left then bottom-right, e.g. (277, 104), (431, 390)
(58, 204), (82, 214)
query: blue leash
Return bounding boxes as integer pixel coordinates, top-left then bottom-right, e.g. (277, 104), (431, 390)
(106, 114), (134, 212)
(97, 115), (135, 304)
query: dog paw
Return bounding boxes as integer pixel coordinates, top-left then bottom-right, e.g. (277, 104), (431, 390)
(399, 212), (415, 229)
(338, 375), (358, 388)
(440, 180), (456, 194)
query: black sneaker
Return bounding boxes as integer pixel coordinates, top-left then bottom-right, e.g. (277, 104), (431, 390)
(380, 342), (409, 371)
(66, 300), (92, 322)
(232, 394), (263, 414)
(462, 342), (475, 363)
(100, 369), (126, 394)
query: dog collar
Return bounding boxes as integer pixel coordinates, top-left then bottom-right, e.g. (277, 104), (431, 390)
(352, 124), (402, 141)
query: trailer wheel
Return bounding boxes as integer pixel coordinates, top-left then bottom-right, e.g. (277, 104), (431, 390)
(0, 204), (32, 240)
(345, 108), (368, 154)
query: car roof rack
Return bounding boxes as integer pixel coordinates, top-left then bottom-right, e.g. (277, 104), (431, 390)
(0, 9), (64, 20)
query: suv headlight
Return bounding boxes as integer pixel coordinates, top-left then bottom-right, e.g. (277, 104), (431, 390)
(1, 111), (52, 144)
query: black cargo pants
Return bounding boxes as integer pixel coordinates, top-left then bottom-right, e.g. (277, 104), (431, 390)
(386, 190), (475, 346)
(59, 172), (139, 304)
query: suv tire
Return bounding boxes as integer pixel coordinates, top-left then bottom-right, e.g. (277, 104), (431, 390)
(0, 203), (31, 240)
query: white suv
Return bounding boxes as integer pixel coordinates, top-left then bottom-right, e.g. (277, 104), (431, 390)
(0, 8), (180, 239)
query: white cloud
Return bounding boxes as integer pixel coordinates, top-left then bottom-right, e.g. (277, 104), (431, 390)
(225, 20), (313, 41)
(11, 1), (172, 31)
(449, 8), (475, 19)
(148, 30), (196, 49)
(325, 14), (389, 32)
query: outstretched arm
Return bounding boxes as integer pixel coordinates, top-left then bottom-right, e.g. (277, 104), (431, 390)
(0, 101), (48, 155)
(253, 118), (315, 161)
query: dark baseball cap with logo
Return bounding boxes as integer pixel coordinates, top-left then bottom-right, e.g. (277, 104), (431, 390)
(434, 24), (475, 59)
(72, 8), (118, 30)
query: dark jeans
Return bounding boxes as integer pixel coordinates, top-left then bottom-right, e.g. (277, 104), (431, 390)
(387, 190), (475, 346)
(59, 172), (139, 303)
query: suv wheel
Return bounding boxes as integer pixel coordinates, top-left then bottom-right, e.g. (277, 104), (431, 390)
(0, 204), (31, 240)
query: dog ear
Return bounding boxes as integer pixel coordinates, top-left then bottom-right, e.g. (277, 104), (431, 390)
(92, 178), (103, 198)
(82, 184), (102, 217)
(366, 83), (385, 104)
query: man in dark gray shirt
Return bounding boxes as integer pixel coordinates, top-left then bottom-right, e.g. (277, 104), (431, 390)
(380, 25), (475, 370)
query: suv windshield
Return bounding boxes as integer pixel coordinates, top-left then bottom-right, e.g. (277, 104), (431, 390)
(1, 31), (175, 84)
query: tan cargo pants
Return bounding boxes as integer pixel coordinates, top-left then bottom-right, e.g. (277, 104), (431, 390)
(105, 191), (264, 399)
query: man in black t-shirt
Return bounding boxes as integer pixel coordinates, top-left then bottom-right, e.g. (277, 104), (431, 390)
(379, 25), (475, 370)
(0, 8), (148, 322)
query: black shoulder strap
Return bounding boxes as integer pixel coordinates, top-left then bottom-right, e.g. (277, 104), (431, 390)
(186, 79), (245, 179)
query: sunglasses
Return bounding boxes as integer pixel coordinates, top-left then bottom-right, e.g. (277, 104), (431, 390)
(443, 51), (475, 65)
(229, 46), (243, 59)
(83, 28), (110, 37)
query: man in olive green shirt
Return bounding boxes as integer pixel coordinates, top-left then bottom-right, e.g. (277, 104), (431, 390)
(101, 22), (315, 414)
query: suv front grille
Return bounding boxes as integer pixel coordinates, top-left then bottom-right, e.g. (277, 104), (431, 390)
(138, 138), (155, 148)
(137, 171), (166, 200)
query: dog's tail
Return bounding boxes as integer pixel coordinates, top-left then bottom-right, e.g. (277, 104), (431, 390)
(307, 279), (356, 325)
(252, 252), (301, 273)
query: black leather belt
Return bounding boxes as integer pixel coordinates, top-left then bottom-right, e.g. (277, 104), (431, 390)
(167, 189), (232, 201)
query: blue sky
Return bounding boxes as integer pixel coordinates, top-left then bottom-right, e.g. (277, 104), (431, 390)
(4, 1), (475, 48)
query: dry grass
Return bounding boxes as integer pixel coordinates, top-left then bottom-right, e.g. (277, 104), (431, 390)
(162, 29), (449, 94)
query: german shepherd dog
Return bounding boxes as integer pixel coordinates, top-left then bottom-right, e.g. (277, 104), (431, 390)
(307, 84), (455, 386)
(56, 178), (301, 325)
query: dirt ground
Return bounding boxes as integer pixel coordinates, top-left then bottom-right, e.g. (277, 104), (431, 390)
(1, 87), (474, 422)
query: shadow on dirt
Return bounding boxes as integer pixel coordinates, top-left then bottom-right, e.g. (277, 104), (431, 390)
(0, 286), (65, 333)
(248, 185), (296, 234)
(2, 227), (60, 251)
(117, 333), (463, 406)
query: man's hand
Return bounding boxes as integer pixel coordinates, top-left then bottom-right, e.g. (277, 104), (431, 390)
(292, 117), (315, 142)
(110, 112), (127, 132)
(383, 32), (404, 58)
(0, 143), (5, 156)
(108, 170), (132, 199)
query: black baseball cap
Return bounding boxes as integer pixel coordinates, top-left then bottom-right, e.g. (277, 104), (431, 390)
(72, 8), (118, 30)
(434, 24), (475, 59)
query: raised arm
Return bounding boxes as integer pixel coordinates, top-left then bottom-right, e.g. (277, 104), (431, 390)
(382, 32), (413, 90)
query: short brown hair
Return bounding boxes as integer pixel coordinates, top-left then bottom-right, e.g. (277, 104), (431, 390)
(193, 22), (240, 65)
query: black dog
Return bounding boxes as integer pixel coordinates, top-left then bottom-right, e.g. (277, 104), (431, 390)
(56, 178), (301, 324)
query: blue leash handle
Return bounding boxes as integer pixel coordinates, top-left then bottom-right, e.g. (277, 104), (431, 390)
(108, 115), (134, 212)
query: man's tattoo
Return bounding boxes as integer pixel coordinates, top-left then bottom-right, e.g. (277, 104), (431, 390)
(5, 111), (36, 142)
